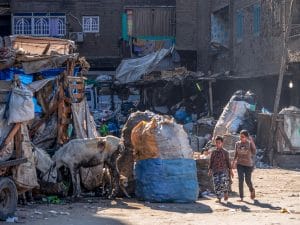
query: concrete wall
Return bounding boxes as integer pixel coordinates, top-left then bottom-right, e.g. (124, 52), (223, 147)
(176, 0), (211, 72)
(175, 0), (198, 51)
(231, 0), (284, 77)
(211, 0), (229, 12)
(124, 0), (175, 6)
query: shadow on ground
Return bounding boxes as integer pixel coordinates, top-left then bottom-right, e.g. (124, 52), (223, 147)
(142, 201), (213, 214)
(244, 199), (281, 210)
(217, 199), (282, 213)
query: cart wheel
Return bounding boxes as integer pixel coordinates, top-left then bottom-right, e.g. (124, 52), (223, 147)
(0, 177), (18, 221)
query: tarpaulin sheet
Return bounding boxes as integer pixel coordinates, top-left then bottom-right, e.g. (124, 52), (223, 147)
(135, 158), (199, 203)
(116, 48), (172, 84)
(0, 67), (79, 82)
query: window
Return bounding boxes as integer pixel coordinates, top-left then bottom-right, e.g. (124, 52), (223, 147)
(236, 10), (244, 42)
(83, 16), (99, 33)
(211, 6), (229, 47)
(126, 10), (133, 36)
(13, 13), (66, 37)
(14, 17), (32, 35)
(253, 4), (261, 36)
(34, 17), (49, 36)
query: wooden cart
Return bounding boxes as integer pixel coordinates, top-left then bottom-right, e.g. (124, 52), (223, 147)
(0, 122), (27, 220)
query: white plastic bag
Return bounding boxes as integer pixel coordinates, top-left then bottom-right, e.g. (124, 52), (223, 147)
(8, 87), (34, 124)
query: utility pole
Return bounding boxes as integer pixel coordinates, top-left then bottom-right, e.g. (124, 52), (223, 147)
(267, 0), (294, 165)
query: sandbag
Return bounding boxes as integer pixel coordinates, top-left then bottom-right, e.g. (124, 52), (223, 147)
(135, 158), (199, 203)
(8, 86), (34, 124)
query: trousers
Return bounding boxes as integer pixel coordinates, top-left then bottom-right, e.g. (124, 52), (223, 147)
(237, 164), (254, 199)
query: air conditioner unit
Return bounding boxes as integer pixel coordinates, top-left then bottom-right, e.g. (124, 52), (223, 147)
(69, 32), (84, 42)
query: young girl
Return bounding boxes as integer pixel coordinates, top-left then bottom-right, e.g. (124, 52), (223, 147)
(233, 130), (256, 201)
(208, 135), (234, 203)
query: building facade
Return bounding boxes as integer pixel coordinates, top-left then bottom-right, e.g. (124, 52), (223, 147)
(6, 0), (176, 70)
(176, 0), (299, 109)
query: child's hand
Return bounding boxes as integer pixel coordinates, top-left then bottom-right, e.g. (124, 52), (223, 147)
(249, 136), (254, 143)
(230, 169), (234, 178)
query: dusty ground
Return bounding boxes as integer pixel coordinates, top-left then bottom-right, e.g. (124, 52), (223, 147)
(10, 168), (300, 225)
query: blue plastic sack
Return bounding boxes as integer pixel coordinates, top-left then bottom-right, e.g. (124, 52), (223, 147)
(135, 158), (199, 203)
(33, 97), (42, 113)
(174, 109), (187, 123)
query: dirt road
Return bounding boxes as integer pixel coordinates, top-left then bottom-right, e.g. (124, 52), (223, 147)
(12, 168), (300, 225)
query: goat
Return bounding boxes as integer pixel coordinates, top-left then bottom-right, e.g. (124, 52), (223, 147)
(52, 136), (123, 198)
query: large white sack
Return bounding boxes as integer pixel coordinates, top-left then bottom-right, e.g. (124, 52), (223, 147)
(8, 87), (34, 124)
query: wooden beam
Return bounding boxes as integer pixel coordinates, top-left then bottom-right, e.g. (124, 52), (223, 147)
(208, 81), (214, 116)
(0, 158), (27, 168)
(14, 126), (23, 159)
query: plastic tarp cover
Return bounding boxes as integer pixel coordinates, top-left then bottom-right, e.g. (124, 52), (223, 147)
(27, 77), (56, 93)
(213, 100), (250, 140)
(71, 98), (103, 191)
(8, 86), (34, 124)
(71, 99), (99, 139)
(116, 48), (172, 84)
(135, 158), (199, 203)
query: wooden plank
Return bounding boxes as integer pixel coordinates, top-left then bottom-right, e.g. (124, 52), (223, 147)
(72, 93), (84, 99)
(57, 84), (65, 145)
(0, 158), (27, 168)
(60, 118), (72, 125)
(208, 81), (213, 116)
(69, 83), (85, 89)
(278, 125), (300, 153)
(0, 123), (21, 152)
(42, 43), (51, 55)
(14, 127), (23, 159)
(67, 76), (87, 80)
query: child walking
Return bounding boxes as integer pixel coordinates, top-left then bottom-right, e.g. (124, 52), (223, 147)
(232, 130), (256, 202)
(208, 135), (234, 203)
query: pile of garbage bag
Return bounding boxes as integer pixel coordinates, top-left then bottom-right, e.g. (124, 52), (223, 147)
(213, 90), (257, 140)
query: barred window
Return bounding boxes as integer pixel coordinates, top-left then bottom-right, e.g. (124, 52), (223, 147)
(13, 13), (66, 37)
(13, 17), (32, 35)
(83, 16), (99, 33)
(34, 17), (49, 36)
